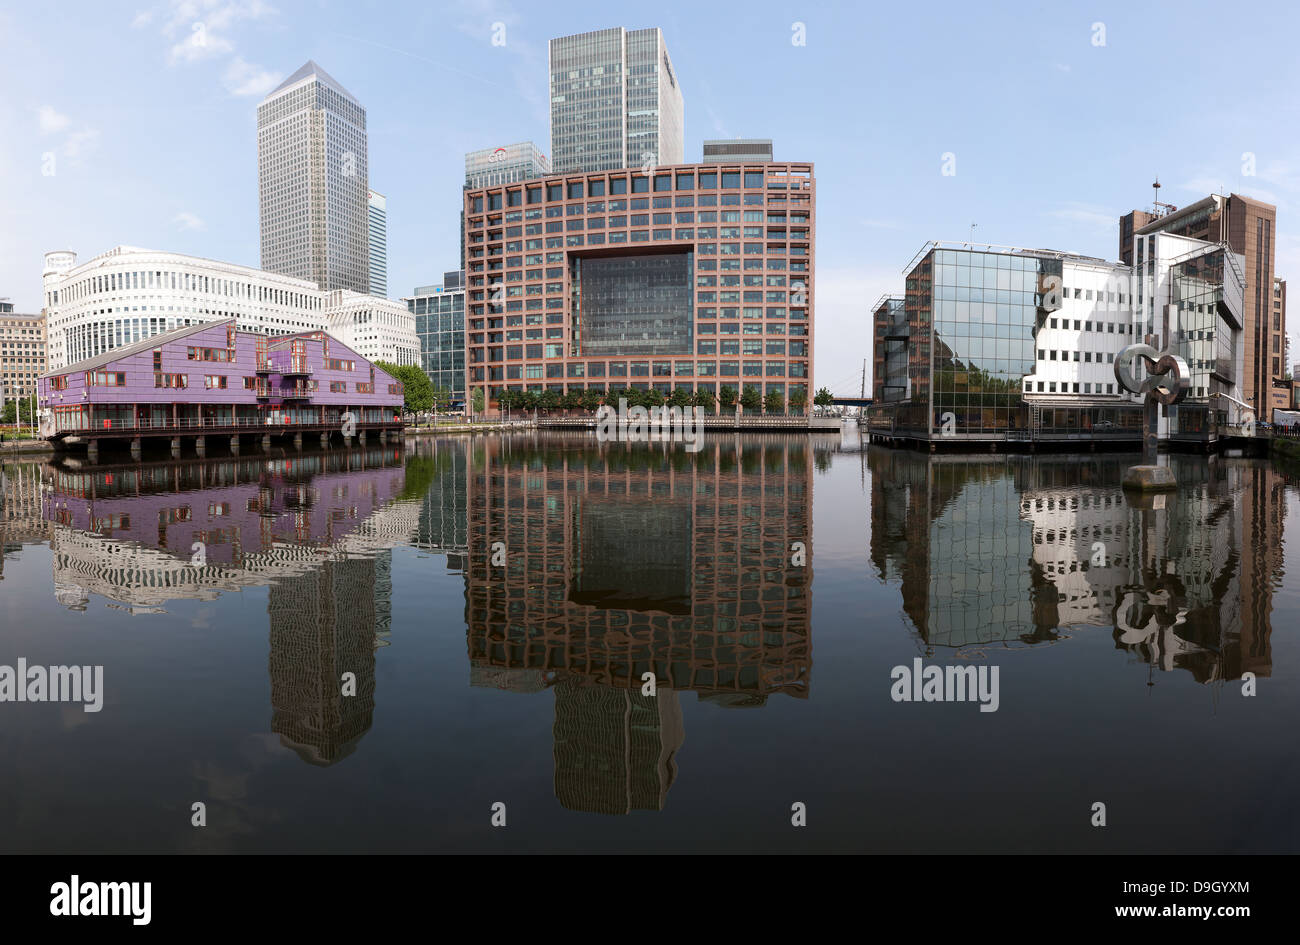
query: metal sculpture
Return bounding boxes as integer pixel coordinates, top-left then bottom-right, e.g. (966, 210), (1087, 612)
(1114, 343), (1190, 468)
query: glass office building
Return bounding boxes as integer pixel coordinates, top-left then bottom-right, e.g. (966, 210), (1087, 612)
(872, 295), (906, 403)
(367, 190), (387, 298)
(873, 245), (1043, 439)
(574, 253), (694, 356)
(405, 271), (466, 409)
(1169, 247), (1238, 434)
(549, 27), (684, 174)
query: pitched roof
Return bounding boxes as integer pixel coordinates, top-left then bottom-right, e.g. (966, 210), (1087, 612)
(42, 319), (231, 378)
(264, 60), (359, 106)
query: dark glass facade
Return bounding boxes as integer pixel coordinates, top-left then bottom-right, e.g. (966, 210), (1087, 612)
(1170, 247), (1236, 433)
(574, 252), (694, 356)
(408, 286), (466, 407)
(874, 247), (1045, 438)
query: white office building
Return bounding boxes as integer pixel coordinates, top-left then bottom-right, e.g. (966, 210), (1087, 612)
(1022, 232), (1247, 439)
(42, 247), (418, 370)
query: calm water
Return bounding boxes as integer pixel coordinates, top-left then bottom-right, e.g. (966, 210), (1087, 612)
(1, 431), (1297, 853)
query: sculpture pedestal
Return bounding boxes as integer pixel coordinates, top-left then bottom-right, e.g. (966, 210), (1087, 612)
(1122, 465), (1177, 492)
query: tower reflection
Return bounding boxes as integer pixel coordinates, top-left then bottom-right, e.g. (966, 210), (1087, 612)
(465, 434), (813, 814)
(39, 447), (417, 764)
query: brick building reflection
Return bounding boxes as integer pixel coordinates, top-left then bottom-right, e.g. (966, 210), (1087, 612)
(466, 434), (812, 814)
(867, 448), (1281, 683)
(40, 446), (418, 764)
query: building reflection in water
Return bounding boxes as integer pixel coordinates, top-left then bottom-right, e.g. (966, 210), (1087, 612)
(38, 446), (419, 765)
(465, 434), (813, 815)
(867, 447), (1282, 684)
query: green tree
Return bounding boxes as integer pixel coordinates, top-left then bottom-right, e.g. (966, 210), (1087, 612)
(375, 361), (433, 418)
(430, 385), (451, 415)
(814, 387), (834, 408)
(693, 387), (716, 413)
(668, 387), (693, 409)
(1, 395), (36, 426)
(539, 389), (560, 412)
(764, 389), (785, 414)
(643, 387), (665, 407)
(471, 388), (486, 419)
(718, 385), (737, 409)
(605, 386), (628, 408)
(789, 388), (808, 414)
(740, 384), (762, 412)
(581, 389), (604, 412)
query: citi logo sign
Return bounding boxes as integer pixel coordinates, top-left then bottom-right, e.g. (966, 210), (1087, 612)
(487, 148), (508, 163)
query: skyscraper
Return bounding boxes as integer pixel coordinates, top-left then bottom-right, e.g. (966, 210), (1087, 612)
(367, 189), (387, 297)
(549, 27), (684, 174)
(258, 61), (370, 293)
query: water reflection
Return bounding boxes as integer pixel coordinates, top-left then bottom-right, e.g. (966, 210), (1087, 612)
(867, 448), (1282, 684)
(464, 434), (812, 814)
(37, 447), (417, 765)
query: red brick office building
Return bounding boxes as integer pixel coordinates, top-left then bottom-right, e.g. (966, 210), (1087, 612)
(463, 161), (814, 412)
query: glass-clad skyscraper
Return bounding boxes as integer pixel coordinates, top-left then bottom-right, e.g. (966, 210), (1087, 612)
(258, 61), (370, 293)
(367, 190), (387, 297)
(549, 27), (684, 174)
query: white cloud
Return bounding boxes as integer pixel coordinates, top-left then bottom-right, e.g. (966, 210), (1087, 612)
(223, 57), (282, 97)
(1055, 63), (1071, 72)
(144, 0), (277, 88)
(131, 9), (154, 28)
(168, 31), (234, 64)
(37, 105), (70, 134)
(173, 211), (206, 231)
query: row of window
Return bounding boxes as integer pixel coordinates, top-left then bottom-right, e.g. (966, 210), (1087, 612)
(470, 169), (805, 212)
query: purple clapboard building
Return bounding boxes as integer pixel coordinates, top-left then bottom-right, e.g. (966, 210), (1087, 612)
(38, 319), (404, 456)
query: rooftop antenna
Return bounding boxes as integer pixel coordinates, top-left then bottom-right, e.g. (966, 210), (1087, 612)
(969, 222), (977, 244)
(1152, 177), (1176, 217)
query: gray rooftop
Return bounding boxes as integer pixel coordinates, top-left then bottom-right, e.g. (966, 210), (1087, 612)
(42, 319), (230, 378)
(265, 60), (359, 106)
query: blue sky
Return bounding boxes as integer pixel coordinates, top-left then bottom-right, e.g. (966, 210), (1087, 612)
(1, 0), (1298, 393)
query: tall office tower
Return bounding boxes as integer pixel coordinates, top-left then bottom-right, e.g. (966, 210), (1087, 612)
(367, 190), (387, 297)
(1119, 192), (1279, 418)
(703, 139), (773, 163)
(549, 27), (684, 174)
(258, 61), (370, 293)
